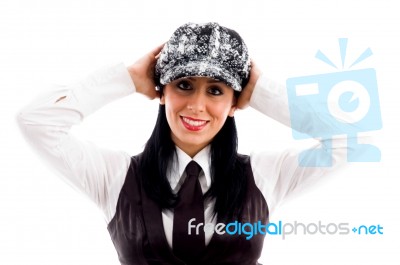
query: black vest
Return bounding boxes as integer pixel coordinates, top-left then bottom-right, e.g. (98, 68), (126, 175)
(107, 154), (269, 265)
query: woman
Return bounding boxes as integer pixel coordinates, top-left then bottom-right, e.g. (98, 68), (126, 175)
(17, 22), (344, 265)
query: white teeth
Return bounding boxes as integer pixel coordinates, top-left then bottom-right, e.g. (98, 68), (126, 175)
(182, 117), (207, 127)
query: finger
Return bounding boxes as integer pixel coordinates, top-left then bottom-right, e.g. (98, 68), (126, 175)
(151, 43), (165, 58)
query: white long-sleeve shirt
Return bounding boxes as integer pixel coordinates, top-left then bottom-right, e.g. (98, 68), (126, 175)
(16, 63), (347, 247)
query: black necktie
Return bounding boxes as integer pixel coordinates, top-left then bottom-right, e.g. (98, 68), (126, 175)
(173, 161), (205, 262)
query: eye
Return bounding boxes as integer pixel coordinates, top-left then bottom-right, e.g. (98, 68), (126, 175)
(176, 80), (192, 90)
(208, 86), (223, 96)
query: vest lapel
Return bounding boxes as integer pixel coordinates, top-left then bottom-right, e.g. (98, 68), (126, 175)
(141, 183), (185, 264)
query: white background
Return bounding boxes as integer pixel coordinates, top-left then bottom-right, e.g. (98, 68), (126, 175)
(1, 0), (399, 264)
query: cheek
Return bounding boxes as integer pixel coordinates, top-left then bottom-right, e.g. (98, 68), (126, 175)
(164, 103), (177, 122)
(212, 100), (235, 117)
(164, 96), (185, 123)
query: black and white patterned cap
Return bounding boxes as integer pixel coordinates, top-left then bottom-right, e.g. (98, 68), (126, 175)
(155, 22), (251, 92)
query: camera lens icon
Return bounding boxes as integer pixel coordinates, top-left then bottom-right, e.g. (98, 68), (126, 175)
(287, 68), (382, 166)
(328, 80), (371, 124)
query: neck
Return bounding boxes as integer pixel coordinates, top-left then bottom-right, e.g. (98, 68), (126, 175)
(171, 137), (210, 158)
(176, 144), (205, 158)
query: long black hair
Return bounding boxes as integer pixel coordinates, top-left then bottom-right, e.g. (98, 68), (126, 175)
(139, 99), (247, 221)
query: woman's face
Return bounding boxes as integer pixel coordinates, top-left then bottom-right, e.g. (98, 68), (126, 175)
(160, 76), (236, 157)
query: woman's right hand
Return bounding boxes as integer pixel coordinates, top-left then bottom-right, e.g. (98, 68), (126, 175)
(127, 44), (164, 100)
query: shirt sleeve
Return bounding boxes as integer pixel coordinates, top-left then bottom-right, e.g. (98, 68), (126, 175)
(16, 63), (135, 223)
(249, 74), (349, 214)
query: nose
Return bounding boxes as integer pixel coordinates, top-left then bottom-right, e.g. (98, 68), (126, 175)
(187, 91), (206, 113)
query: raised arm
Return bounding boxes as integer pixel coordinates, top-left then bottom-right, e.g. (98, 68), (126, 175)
(239, 62), (349, 214)
(16, 45), (163, 222)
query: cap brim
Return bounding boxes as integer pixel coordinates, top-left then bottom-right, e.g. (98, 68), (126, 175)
(159, 61), (242, 92)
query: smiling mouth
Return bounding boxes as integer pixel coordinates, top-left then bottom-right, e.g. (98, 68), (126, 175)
(181, 116), (209, 131)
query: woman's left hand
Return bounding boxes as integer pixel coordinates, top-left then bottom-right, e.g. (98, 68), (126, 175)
(236, 61), (261, 109)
